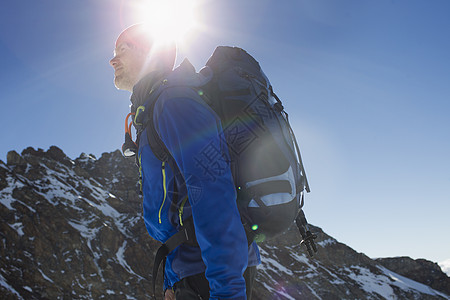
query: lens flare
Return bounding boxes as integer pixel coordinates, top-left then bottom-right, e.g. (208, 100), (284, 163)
(135, 0), (198, 44)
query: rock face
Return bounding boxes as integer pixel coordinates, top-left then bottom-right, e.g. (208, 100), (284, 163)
(376, 257), (450, 296)
(1, 146), (449, 300)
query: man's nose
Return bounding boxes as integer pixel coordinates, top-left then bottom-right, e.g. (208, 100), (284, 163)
(110, 56), (118, 67)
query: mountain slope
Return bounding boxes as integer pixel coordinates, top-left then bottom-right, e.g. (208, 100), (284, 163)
(375, 257), (450, 296)
(1, 146), (449, 299)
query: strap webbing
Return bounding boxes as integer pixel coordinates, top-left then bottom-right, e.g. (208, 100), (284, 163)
(246, 180), (292, 197)
(151, 225), (196, 299)
(295, 210), (317, 257)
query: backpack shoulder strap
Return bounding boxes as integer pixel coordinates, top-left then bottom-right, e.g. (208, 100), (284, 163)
(145, 93), (171, 163)
(142, 84), (214, 163)
(131, 80), (172, 163)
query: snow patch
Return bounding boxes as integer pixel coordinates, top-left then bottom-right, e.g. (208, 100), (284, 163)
(259, 280), (297, 300)
(289, 251), (309, 264)
(330, 278), (346, 285)
(23, 286), (32, 292)
(77, 153), (97, 163)
(35, 165), (81, 207)
(78, 196), (127, 236)
(439, 258), (450, 276)
(8, 222), (24, 236)
(115, 241), (144, 280)
(34, 163), (129, 236)
(345, 265), (448, 299)
(263, 256), (294, 276)
(0, 273), (24, 299)
(0, 161), (9, 170)
(346, 266), (395, 299)
(379, 266), (449, 298)
(68, 220), (100, 240)
(0, 175), (24, 210)
(258, 248), (293, 276)
(316, 238), (336, 247)
(289, 251), (319, 277)
(84, 197), (120, 220)
(305, 283), (322, 299)
(38, 269), (54, 283)
(318, 265), (346, 284)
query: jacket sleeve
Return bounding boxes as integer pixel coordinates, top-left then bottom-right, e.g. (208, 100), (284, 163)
(154, 94), (249, 299)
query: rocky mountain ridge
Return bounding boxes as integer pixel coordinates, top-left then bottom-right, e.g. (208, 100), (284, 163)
(1, 146), (449, 299)
(376, 257), (450, 296)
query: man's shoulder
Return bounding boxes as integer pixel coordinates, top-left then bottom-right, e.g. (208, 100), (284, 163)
(154, 60), (212, 112)
(165, 58), (212, 88)
(154, 86), (209, 116)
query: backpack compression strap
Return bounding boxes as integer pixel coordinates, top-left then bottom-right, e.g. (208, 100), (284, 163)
(151, 219), (197, 300)
(295, 210), (317, 257)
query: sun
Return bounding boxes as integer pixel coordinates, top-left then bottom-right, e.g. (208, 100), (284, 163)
(135, 0), (198, 45)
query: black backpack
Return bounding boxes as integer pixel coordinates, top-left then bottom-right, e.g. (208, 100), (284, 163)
(125, 46), (317, 298)
(200, 46), (313, 240)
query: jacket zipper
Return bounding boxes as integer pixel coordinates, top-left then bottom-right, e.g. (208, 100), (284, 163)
(138, 154), (143, 192)
(178, 196), (189, 226)
(158, 162), (167, 224)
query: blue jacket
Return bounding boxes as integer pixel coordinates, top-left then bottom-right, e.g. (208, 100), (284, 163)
(132, 60), (260, 299)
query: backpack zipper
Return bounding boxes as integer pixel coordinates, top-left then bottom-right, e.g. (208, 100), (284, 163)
(178, 196), (189, 226)
(158, 161), (167, 224)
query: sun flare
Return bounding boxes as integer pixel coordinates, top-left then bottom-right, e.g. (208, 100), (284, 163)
(135, 0), (198, 45)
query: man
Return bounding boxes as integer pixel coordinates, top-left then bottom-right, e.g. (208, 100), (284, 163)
(110, 24), (260, 300)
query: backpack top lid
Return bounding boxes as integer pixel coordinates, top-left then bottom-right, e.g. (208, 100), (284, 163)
(205, 46), (266, 84)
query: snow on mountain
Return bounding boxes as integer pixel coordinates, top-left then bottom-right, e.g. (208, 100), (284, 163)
(440, 260), (450, 277)
(1, 146), (449, 299)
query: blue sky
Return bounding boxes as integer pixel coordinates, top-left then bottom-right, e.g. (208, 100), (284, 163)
(1, 0), (449, 264)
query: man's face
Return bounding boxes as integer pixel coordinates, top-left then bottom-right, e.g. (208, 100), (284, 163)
(109, 42), (146, 91)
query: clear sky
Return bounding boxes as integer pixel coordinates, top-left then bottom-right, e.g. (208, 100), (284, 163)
(1, 0), (449, 264)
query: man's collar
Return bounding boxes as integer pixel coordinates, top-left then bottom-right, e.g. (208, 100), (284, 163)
(130, 69), (169, 111)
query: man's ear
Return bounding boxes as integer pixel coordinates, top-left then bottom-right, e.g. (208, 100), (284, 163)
(151, 48), (176, 70)
(136, 48), (148, 58)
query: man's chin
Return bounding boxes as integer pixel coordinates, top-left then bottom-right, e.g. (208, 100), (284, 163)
(114, 77), (130, 91)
